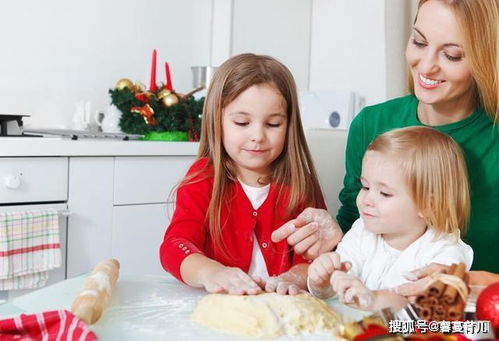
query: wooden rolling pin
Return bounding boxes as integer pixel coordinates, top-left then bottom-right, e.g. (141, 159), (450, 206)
(71, 258), (120, 325)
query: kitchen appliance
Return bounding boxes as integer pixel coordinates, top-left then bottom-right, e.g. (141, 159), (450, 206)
(0, 114), (40, 137)
(299, 90), (365, 130)
(0, 157), (70, 303)
(191, 66), (218, 89)
(23, 129), (142, 140)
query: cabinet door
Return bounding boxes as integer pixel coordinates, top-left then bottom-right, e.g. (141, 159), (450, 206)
(112, 204), (172, 276)
(114, 156), (194, 205)
(67, 157), (114, 278)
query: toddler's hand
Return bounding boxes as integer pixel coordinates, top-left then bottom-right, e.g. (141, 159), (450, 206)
(308, 252), (350, 287)
(202, 266), (263, 295)
(330, 271), (375, 310)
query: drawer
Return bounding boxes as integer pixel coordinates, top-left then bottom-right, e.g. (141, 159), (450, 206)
(114, 156), (194, 205)
(0, 157), (68, 204)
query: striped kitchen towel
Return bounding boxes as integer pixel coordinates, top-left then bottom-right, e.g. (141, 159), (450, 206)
(0, 310), (98, 341)
(0, 209), (62, 290)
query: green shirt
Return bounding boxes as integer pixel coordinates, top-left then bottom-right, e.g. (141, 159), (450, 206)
(337, 95), (499, 272)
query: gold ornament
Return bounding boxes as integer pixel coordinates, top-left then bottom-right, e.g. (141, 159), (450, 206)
(145, 91), (157, 101)
(133, 82), (146, 93)
(157, 89), (171, 100)
(162, 93), (179, 107)
(115, 78), (134, 91)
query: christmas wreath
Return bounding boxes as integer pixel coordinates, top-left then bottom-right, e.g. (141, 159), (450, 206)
(109, 50), (204, 141)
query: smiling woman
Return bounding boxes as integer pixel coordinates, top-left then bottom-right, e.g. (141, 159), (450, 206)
(273, 0), (499, 274)
(334, 0), (499, 272)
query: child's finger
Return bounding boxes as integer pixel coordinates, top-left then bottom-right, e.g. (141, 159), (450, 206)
(316, 261), (334, 282)
(330, 271), (350, 296)
(276, 282), (290, 295)
(347, 286), (372, 308)
(231, 272), (262, 294)
(205, 282), (224, 293)
(328, 253), (342, 269)
(288, 284), (300, 295)
(309, 264), (328, 284)
(265, 277), (278, 292)
(341, 261), (352, 272)
(252, 276), (266, 289)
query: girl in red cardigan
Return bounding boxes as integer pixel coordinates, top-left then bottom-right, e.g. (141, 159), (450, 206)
(159, 53), (325, 295)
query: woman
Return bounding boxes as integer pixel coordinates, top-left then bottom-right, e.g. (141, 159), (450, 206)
(273, 0), (499, 274)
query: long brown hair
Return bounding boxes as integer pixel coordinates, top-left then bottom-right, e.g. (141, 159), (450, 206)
(408, 0), (499, 123)
(181, 53), (324, 253)
(367, 126), (470, 238)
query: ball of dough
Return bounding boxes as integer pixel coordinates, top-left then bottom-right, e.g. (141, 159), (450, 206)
(191, 293), (343, 338)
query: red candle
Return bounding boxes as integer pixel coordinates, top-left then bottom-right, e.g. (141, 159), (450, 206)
(149, 49), (157, 91)
(165, 62), (173, 91)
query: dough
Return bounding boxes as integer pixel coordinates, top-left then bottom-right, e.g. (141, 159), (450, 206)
(191, 293), (343, 338)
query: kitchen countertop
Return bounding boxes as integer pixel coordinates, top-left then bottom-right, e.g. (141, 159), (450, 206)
(0, 274), (366, 340)
(0, 138), (199, 157)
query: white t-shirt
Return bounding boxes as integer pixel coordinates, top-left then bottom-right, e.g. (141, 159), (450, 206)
(335, 218), (474, 290)
(240, 181), (270, 279)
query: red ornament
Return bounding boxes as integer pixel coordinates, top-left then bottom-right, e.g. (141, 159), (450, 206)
(134, 92), (149, 104)
(131, 104), (157, 126)
(475, 281), (499, 337)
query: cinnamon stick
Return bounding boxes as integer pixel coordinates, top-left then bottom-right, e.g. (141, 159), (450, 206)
(419, 305), (432, 320)
(426, 296), (438, 307)
(428, 280), (446, 298)
(442, 263), (466, 304)
(446, 297), (465, 320)
(433, 304), (446, 321)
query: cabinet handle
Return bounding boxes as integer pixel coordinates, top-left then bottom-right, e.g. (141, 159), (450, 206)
(4, 174), (22, 189)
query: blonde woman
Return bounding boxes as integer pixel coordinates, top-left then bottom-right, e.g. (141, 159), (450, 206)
(273, 0), (499, 276)
(159, 54), (325, 295)
(308, 127), (473, 310)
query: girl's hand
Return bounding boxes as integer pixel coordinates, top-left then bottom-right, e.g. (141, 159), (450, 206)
(201, 266), (263, 295)
(271, 208), (343, 260)
(260, 273), (306, 295)
(330, 271), (375, 310)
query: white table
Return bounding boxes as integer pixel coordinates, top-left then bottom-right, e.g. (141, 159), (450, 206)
(0, 274), (367, 340)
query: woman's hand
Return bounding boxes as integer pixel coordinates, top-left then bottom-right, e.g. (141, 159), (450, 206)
(330, 271), (375, 310)
(201, 266), (263, 295)
(271, 208), (343, 260)
(394, 263), (450, 297)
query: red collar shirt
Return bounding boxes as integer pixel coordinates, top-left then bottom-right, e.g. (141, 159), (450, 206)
(160, 158), (315, 283)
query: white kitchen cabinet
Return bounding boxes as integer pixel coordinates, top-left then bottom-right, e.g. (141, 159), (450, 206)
(67, 157), (114, 278)
(111, 156), (193, 275)
(1, 140), (199, 283)
(67, 155), (194, 278)
(0, 157), (68, 204)
(112, 204), (172, 276)
(113, 156), (193, 205)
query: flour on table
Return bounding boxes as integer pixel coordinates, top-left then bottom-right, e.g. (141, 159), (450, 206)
(191, 293), (343, 338)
